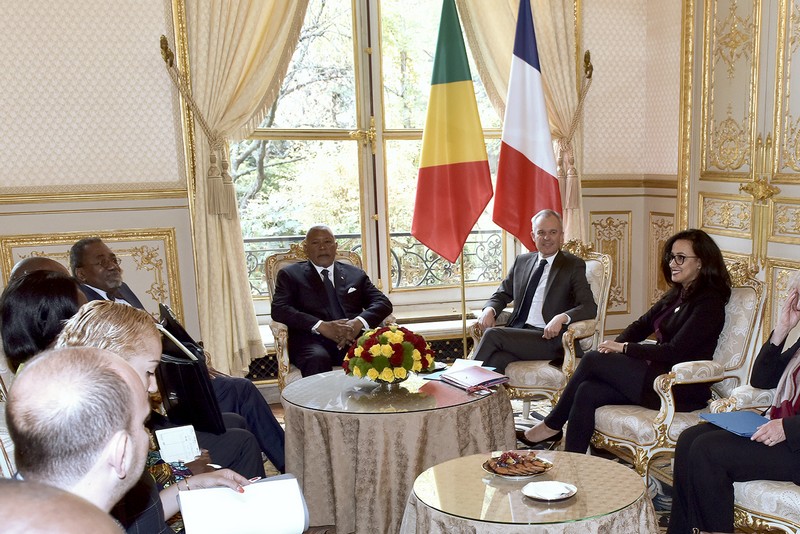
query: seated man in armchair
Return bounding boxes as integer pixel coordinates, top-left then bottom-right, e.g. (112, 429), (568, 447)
(473, 210), (597, 373)
(271, 225), (393, 377)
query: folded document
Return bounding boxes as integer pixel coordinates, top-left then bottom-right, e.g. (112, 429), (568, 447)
(699, 411), (769, 437)
(441, 365), (509, 390)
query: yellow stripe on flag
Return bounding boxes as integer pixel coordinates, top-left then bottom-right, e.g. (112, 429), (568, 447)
(419, 80), (488, 168)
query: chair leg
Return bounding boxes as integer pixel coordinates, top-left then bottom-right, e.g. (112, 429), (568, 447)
(522, 400), (531, 420)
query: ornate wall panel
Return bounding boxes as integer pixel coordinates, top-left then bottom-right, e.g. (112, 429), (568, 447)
(648, 213), (674, 305)
(590, 212), (631, 314)
(698, 192), (753, 237)
(0, 0), (187, 200)
(0, 228), (183, 322)
(700, 0), (759, 181)
(774, 0), (800, 182)
(764, 259), (800, 344)
(772, 198), (800, 242)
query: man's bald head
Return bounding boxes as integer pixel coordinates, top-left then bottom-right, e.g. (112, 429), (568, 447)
(9, 256), (69, 280)
(0, 479), (121, 534)
(7, 347), (147, 504)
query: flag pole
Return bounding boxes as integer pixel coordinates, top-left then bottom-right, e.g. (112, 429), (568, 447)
(460, 252), (468, 358)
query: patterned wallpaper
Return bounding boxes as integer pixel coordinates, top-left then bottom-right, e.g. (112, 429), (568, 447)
(582, 0), (681, 175)
(1, 0), (186, 195)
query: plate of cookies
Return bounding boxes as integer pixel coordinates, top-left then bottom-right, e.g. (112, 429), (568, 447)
(482, 451), (553, 479)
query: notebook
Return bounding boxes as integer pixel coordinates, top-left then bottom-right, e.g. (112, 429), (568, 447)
(699, 411), (769, 437)
(440, 365), (509, 390)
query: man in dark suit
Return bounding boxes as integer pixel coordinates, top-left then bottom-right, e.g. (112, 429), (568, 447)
(69, 236), (287, 473)
(473, 210), (597, 373)
(271, 225), (393, 377)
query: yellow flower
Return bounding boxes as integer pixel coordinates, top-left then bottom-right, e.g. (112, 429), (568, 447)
(353, 366), (363, 378)
(369, 344), (382, 356)
(367, 368), (379, 380)
(354, 346), (363, 357)
(394, 367), (407, 380)
(379, 367), (395, 382)
(411, 360), (422, 372)
(381, 344), (394, 357)
(412, 349), (421, 361)
(386, 331), (403, 344)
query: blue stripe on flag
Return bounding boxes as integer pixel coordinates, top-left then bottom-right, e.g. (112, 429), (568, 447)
(512, 0), (541, 72)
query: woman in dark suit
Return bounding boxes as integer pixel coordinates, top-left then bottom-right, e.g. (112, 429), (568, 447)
(668, 286), (800, 534)
(523, 229), (732, 453)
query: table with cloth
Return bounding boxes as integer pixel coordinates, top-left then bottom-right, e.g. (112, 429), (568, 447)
(281, 371), (516, 534)
(399, 450), (658, 534)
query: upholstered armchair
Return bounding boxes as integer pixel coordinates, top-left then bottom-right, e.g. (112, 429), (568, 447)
(591, 262), (766, 480)
(265, 243), (394, 390)
(710, 386), (800, 533)
(467, 241), (613, 419)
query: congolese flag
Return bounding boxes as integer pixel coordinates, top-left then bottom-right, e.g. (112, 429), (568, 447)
(492, 0), (561, 251)
(411, 0), (492, 264)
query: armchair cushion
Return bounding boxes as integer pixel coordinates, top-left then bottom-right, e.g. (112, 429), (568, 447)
(505, 360), (566, 390)
(734, 480), (800, 527)
(594, 405), (704, 444)
(672, 360), (725, 383)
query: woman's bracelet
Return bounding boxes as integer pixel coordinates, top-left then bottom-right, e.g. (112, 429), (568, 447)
(178, 477), (191, 491)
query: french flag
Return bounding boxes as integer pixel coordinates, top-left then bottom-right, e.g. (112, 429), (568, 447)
(492, 0), (561, 251)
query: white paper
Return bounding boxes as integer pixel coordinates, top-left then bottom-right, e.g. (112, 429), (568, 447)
(155, 425), (200, 463)
(442, 358), (483, 375)
(179, 475), (308, 534)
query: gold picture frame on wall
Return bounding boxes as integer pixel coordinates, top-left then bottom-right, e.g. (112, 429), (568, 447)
(0, 228), (184, 322)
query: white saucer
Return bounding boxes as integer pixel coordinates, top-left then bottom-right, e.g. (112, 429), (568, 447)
(522, 481), (577, 501)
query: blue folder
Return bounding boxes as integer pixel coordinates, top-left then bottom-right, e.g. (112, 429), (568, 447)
(699, 411), (769, 437)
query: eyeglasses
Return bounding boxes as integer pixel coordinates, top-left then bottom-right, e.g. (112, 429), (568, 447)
(86, 256), (121, 269)
(666, 253), (698, 265)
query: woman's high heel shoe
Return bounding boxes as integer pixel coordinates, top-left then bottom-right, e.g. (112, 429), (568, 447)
(515, 428), (563, 448)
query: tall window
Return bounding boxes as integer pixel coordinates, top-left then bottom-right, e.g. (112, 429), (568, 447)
(230, 0), (508, 314)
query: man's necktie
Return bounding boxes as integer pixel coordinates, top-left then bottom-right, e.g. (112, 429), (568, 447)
(322, 268), (346, 319)
(509, 258), (548, 329)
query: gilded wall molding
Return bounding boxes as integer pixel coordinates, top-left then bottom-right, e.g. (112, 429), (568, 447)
(699, 192), (753, 237)
(590, 212), (631, 315)
(763, 258), (800, 345)
(677, 0), (695, 229)
(0, 228), (184, 323)
(772, 198), (800, 243)
(649, 213), (675, 305)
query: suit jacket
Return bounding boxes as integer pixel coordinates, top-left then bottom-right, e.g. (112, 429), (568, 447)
(750, 334), (800, 454)
(484, 250), (597, 328)
(616, 285), (729, 410)
(271, 260), (392, 351)
(80, 282), (145, 309)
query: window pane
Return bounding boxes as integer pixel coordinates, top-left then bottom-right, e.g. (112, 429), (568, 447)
(380, 0), (501, 130)
(384, 138), (503, 289)
(258, 0), (356, 129)
(231, 139), (363, 295)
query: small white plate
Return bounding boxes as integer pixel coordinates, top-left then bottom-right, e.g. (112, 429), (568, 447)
(522, 481), (577, 501)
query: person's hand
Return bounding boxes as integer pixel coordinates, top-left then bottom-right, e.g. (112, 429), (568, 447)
(772, 288), (800, 345)
(344, 318), (364, 345)
(752, 418), (786, 446)
(187, 469), (251, 493)
(543, 314), (567, 339)
(598, 340), (625, 354)
(185, 449), (213, 475)
(318, 319), (355, 348)
(477, 308), (496, 332)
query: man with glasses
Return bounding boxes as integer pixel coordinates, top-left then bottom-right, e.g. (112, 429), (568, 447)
(70, 237), (143, 307)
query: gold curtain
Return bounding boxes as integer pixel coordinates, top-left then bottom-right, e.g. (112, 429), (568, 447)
(457, 0), (585, 241)
(185, 0), (308, 374)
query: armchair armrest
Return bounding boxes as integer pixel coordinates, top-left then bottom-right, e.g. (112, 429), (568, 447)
(269, 320), (291, 390)
(671, 360), (725, 384)
(710, 385), (776, 413)
(560, 319), (597, 377)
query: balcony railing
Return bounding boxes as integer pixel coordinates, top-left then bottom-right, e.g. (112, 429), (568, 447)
(243, 230), (503, 296)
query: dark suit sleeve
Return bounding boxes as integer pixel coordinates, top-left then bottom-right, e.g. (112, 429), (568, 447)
(559, 256), (597, 322)
(751, 334), (800, 389)
(621, 291), (727, 365)
(270, 267), (321, 331)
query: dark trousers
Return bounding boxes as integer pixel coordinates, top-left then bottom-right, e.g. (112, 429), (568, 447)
(472, 326), (564, 373)
(668, 423), (800, 533)
(544, 351), (651, 452)
(212, 375), (286, 472)
(291, 337), (345, 377)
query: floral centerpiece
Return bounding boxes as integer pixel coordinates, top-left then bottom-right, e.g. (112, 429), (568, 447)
(343, 325), (436, 383)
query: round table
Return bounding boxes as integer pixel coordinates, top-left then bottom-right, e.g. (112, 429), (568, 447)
(399, 450), (658, 533)
(281, 371), (516, 534)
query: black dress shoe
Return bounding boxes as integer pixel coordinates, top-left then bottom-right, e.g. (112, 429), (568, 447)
(516, 428), (563, 448)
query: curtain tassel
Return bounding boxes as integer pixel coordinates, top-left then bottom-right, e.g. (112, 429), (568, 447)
(207, 152), (226, 215)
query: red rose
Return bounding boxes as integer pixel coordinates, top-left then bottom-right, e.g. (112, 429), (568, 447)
(342, 359), (350, 373)
(361, 350), (374, 363)
(362, 336), (378, 351)
(389, 343), (404, 367)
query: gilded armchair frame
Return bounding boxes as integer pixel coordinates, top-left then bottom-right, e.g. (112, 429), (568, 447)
(591, 262), (765, 480)
(264, 242), (362, 390)
(467, 241), (613, 417)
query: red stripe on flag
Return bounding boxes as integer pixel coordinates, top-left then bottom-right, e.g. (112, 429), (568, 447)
(492, 142), (562, 251)
(412, 159), (493, 263)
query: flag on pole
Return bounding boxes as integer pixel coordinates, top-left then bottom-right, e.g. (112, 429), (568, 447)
(411, 0), (493, 264)
(492, 0), (560, 251)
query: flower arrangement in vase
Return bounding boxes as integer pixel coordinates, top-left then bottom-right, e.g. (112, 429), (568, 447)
(342, 325), (436, 383)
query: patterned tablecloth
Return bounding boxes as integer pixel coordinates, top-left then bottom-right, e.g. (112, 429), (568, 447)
(281, 371), (516, 534)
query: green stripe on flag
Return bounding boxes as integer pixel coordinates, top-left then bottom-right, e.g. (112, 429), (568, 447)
(430, 0), (471, 85)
